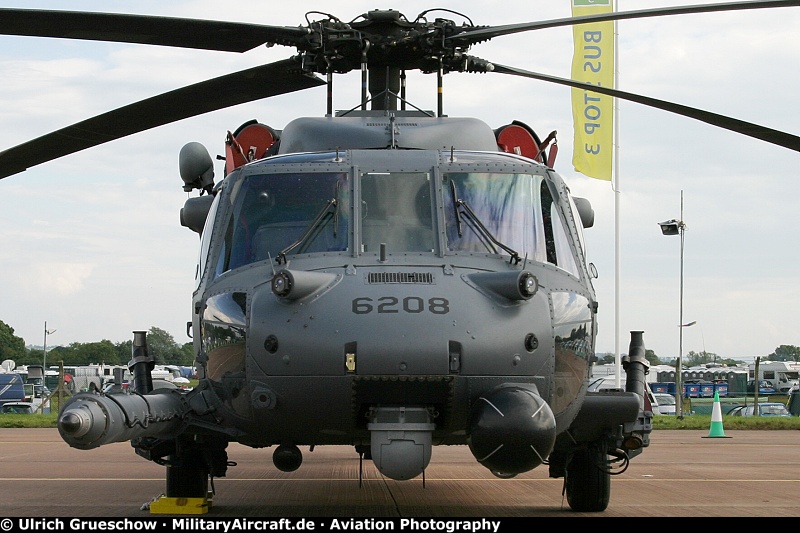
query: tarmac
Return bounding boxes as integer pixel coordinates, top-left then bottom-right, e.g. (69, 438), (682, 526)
(0, 428), (799, 518)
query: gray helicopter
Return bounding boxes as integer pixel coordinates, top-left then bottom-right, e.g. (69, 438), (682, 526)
(1, 1), (799, 515)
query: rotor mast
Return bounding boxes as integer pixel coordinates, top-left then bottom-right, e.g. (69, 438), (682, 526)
(302, 9), (471, 116)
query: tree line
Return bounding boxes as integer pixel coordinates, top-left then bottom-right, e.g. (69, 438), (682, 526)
(0, 320), (194, 367)
(3, 318), (799, 370)
(588, 345), (800, 368)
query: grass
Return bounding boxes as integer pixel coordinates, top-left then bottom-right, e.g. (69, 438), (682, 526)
(652, 413), (800, 430)
(0, 412), (59, 428)
(651, 394), (800, 429)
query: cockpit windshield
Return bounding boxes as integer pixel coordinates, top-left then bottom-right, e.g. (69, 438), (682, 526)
(443, 172), (546, 263)
(215, 172), (349, 275)
(360, 172), (435, 254)
(210, 165), (580, 278)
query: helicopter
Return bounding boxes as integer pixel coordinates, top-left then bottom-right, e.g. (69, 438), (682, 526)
(1, 1), (799, 516)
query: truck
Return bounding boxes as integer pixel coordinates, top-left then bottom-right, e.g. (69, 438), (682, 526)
(0, 372), (27, 407)
(748, 361), (800, 394)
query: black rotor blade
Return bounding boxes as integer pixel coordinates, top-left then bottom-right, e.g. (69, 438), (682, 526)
(0, 8), (309, 52)
(489, 62), (800, 153)
(449, 0), (800, 45)
(0, 58), (325, 179)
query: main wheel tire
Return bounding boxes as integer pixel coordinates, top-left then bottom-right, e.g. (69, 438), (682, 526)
(564, 444), (611, 512)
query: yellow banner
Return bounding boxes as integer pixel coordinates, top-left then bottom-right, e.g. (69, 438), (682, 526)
(571, 0), (614, 181)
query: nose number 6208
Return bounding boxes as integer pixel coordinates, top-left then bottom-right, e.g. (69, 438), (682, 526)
(351, 296), (450, 315)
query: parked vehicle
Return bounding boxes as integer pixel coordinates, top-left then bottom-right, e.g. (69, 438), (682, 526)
(746, 380), (776, 395)
(0, 401), (36, 414)
(102, 379), (177, 394)
(101, 382), (129, 394)
(0, 373), (26, 407)
(588, 376), (659, 415)
(728, 402), (791, 417)
(748, 361), (800, 394)
(652, 393), (676, 416)
(150, 379), (178, 390)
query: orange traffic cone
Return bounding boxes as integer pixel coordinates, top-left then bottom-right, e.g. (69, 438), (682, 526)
(703, 390), (731, 438)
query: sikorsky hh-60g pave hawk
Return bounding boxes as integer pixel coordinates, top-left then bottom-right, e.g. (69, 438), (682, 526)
(1, 1), (799, 514)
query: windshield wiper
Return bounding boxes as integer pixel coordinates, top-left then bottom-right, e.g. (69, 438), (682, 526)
(450, 180), (463, 237)
(450, 181), (521, 265)
(276, 197), (338, 265)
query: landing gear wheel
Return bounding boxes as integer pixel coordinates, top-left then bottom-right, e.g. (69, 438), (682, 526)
(564, 443), (610, 512)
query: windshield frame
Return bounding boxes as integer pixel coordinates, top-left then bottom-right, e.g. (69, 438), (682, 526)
(202, 153), (587, 280)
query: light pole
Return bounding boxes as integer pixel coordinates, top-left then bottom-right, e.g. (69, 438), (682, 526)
(43, 321), (56, 373)
(679, 320), (697, 414)
(659, 190), (687, 419)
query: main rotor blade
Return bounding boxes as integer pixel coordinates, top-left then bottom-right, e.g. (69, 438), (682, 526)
(490, 63), (800, 153)
(0, 9), (309, 52)
(449, 0), (800, 44)
(0, 59), (325, 179)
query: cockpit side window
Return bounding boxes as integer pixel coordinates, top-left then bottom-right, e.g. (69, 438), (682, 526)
(541, 181), (579, 276)
(197, 192), (221, 289)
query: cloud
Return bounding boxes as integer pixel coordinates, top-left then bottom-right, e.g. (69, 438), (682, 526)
(29, 263), (95, 296)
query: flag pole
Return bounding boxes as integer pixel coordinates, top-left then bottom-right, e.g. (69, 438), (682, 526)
(613, 0), (622, 389)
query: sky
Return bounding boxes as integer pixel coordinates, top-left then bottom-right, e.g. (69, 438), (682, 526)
(0, 0), (798, 363)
